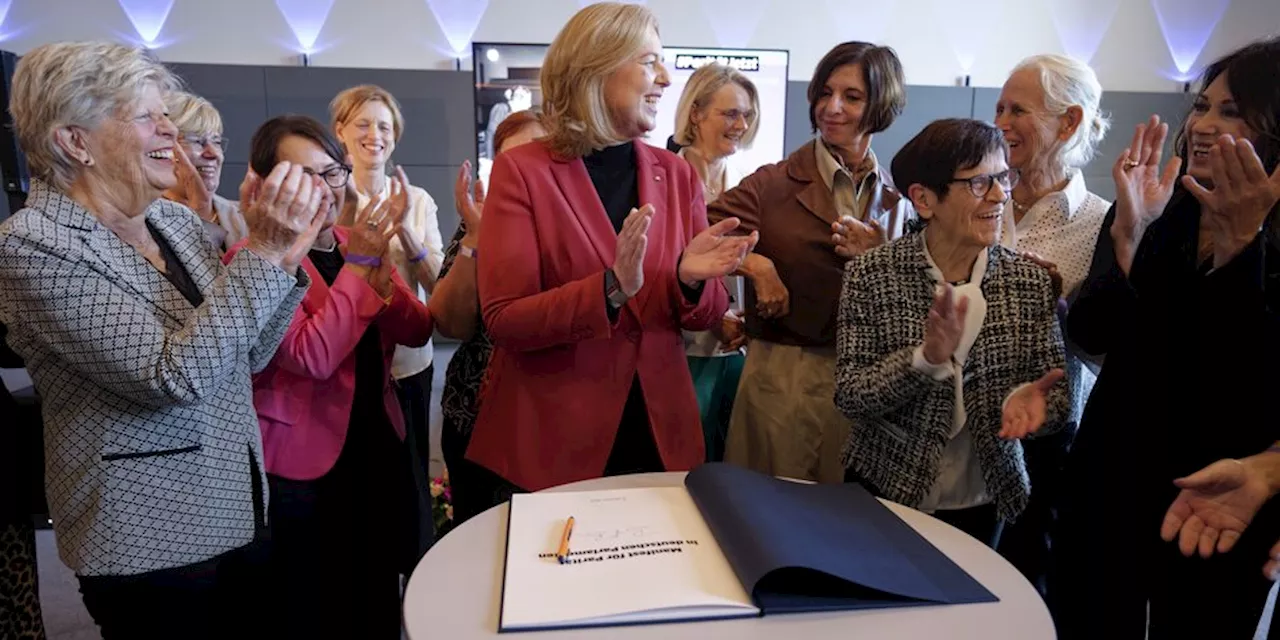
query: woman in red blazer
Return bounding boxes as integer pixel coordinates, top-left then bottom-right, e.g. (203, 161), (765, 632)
(468, 3), (757, 495)
(229, 116), (458, 639)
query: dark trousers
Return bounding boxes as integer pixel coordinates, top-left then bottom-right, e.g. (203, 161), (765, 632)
(77, 537), (271, 640)
(395, 364), (435, 559)
(844, 467), (1003, 548)
(997, 426), (1075, 598)
(267, 417), (418, 640)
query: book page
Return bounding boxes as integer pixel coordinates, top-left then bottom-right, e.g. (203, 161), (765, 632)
(500, 487), (758, 630)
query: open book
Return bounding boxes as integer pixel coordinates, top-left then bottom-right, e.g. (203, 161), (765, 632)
(498, 463), (997, 632)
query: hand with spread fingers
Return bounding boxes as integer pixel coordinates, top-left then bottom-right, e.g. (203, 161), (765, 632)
(242, 162), (332, 276)
(831, 215), (886, 259)
(678, 217), (759, 287)
(1181, 135), (1280, 268)
(999, 369), (1066, 440)
(1160, 458), (1271, 559)
(1111, 115), (1183, 275)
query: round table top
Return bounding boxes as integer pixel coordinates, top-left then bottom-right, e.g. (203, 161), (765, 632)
(403, 472), (1055, 639)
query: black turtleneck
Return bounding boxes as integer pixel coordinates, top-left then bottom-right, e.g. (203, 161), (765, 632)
(582, 141), (638, 234)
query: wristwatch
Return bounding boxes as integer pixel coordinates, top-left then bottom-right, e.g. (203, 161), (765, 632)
(604, 268), (630, 309)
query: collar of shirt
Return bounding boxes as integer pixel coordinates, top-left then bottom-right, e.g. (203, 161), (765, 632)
(815, 138), (880, 213)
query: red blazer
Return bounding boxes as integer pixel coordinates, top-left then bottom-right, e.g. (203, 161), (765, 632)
(468, 140), (729, 491)
(225, 228), (433, 481)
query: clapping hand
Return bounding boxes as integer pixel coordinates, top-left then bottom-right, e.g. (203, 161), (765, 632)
(678, 218), (759, 287)
(921, 283), (969, 366)
(346, 176), (410, 297)
(614, 205), (653, 297)
(242, 163), (331, 276)
(1020, 251), (1063, 301)
(453, 160), (485, 247)
(1112, 115), (1182, 275)
(999, 369), (1065, 439)
(1181, 135), (1280, 268)
(831, 215), (886, 259)
(711, 310), (747, 353)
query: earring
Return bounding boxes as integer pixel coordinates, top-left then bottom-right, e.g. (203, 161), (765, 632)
(82, 157), (94, 166)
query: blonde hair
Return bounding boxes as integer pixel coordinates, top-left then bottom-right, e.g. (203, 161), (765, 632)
(166, 91), (223, 138)
(673, 63), (760, 149)
(541, 2), (659, 159)
(329, 84), (405, 142)
(10, 41), (178, 191)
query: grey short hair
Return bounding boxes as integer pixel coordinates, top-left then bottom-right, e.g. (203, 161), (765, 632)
(1011, 54), (1109, 169)
(673, 63), (760, 149)
(166, 91), (223, 139)
(10, 41), (179, 191)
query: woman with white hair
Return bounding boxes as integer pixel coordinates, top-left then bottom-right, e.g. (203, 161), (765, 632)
(161, 91), (246, 251)
(992, 53), (1111, 597)
(0, 41), (327, 637)
(467, 2), (756, 494)
(672, 62), (760, 461)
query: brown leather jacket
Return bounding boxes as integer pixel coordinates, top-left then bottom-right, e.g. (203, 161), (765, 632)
(708, 139), (913, 346)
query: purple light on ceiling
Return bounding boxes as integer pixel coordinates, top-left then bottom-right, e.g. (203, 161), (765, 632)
(700, 0), (768, 48)
(275, 0), (336, 53)
(823, 0), (896, 41)
(1047, 0), (1118, 62)
(932, 0), (996, 73)
(1151, 0), (1230, 73)
(116, 0), (175, 44)
(425, 0), (490, 55)
(0, 1), (11, 30)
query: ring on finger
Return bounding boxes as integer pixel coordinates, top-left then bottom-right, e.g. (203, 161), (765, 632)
(1124, 160), (1140, 169)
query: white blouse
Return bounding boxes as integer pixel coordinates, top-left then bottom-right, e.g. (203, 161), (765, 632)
(999, 170), (1110, 300)
(910, 237), (991, 512)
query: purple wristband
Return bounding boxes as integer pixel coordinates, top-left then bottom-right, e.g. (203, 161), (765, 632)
(408, 247), (430, 263)
(346, 253), (382, 267)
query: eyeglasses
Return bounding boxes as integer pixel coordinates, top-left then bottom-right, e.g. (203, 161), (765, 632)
(715, 108), (755, 124)
(950, 168), (1019, 198)
(303, 164), (352, 189)
(182, 135), (227, 153)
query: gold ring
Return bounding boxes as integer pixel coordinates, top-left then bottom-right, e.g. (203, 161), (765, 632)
(1124, 160), (1140, 169)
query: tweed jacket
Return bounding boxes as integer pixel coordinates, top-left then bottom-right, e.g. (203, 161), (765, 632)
(0, 181), (308, 576)
(834, 231), (1068, 522)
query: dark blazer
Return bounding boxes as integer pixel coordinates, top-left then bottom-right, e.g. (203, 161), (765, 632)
(834, 232), (1068, 522)
(0, 182), (307, 576)
(469, 140), (729, 492)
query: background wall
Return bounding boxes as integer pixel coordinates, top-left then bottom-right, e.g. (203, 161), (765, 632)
(0, 0), (1276, 91)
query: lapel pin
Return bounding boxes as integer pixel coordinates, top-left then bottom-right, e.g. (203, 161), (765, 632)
(655, 175), (662, 182)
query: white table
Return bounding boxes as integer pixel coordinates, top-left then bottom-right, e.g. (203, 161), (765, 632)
(403, 472), (1056, 639)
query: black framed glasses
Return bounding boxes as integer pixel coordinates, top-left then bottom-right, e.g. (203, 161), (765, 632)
(182, 135), (227, 153)
(304, 164), (351, 189)
(950, 168), (1019, 198)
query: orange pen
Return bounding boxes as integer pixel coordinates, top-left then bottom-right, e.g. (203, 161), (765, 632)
(556, 516), (575, 564)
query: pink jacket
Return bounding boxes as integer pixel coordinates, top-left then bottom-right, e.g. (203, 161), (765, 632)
(225, 228), (434, 480)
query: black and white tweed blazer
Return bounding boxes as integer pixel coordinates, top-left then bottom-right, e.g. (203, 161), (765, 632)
(834, 231), (1068, 522)
(0, 182), (308, 576)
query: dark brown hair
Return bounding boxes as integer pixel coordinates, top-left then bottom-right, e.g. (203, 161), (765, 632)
(891, 118), (1007, 201)
(249, 114), (347, 178)
(492, 110), (545, 156)
(1174, 36), (1280, 175)
(807, 41), (906, 135)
